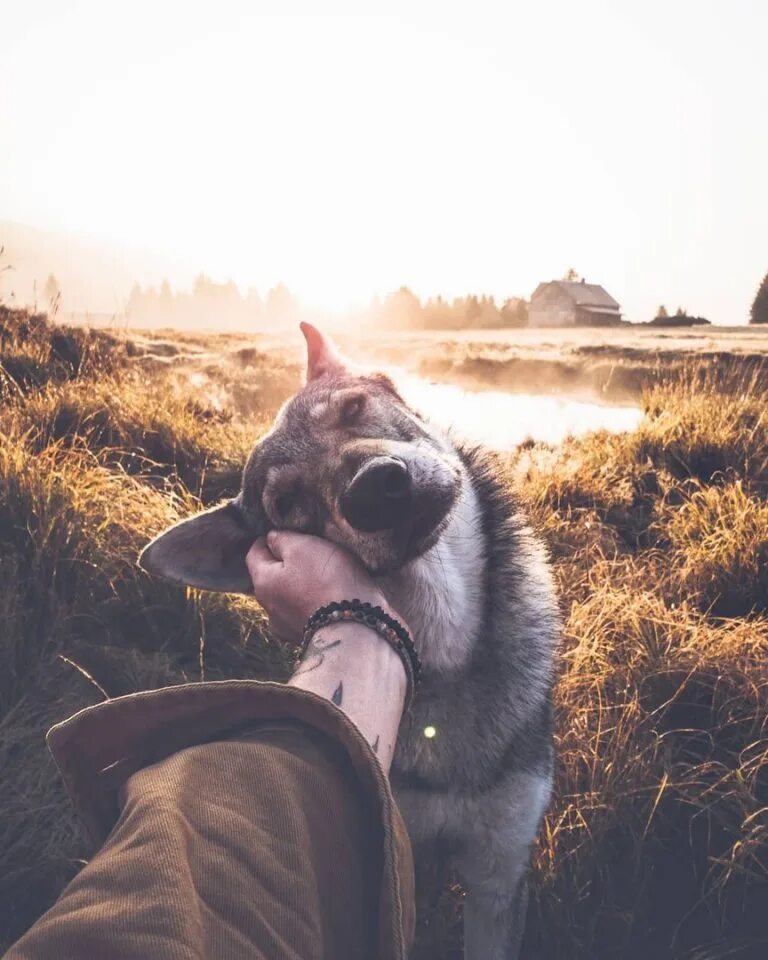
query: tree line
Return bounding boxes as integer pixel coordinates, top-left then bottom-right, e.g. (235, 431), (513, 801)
(365, 287), (528, 330)
(124, 276), (529, 330)
(127, 275), (298, 329)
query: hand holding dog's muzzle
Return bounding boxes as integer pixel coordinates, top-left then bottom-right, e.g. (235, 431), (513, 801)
(245, 531), (400, 646)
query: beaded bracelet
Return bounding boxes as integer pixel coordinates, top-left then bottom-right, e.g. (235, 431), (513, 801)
(299, 599), (422, 711)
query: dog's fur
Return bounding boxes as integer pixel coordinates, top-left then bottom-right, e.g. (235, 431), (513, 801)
(140, 324), (561, 959)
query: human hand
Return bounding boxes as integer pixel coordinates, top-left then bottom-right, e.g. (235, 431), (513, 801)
(245, 531), (395, 644)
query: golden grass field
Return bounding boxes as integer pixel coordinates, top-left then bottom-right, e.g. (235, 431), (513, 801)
(1, 305), (767, 958)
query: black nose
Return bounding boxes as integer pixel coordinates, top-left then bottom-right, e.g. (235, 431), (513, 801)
(340, 458), (412, 532)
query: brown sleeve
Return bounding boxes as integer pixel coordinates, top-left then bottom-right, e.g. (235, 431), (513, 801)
(5, 682), (415, 960)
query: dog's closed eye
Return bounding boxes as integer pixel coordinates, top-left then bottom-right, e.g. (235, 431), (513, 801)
(340, 394), (365, 427)
(274, 492), (295, 519)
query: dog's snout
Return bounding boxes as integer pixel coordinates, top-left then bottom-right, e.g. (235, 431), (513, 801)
(340, 458), (411, 532)
(378, 461), (410, 497)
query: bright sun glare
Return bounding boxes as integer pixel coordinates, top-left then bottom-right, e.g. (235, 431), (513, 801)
(1, 1), (767, 322)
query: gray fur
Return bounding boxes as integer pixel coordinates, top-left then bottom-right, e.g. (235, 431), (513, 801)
(141, 326), (561, 959)
(389, 445), (560, 960)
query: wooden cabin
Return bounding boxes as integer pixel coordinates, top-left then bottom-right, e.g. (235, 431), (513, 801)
(529, 279), (622, 327)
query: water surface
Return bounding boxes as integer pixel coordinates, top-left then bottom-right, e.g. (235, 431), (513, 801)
(394, 372), (643, 450)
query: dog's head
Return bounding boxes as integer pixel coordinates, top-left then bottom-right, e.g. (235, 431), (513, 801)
(139, 323), (462, 592)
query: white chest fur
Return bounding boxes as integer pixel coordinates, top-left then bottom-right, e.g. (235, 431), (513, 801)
(381, 477), (485, 674)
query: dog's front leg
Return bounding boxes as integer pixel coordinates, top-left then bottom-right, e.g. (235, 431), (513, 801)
(456, 845), (531, 960)
(463, 876), (529, 960)
(453, 769), (551, 959)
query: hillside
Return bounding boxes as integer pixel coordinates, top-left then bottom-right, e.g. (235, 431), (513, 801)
(1, 306), (767, 958)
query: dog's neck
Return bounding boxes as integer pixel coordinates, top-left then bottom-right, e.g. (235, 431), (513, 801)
(381, 473), (485, 674)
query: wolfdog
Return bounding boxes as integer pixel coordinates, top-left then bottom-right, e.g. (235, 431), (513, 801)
(140, 323), (561, 959)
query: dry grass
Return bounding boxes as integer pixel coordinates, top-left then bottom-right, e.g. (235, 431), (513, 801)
(661, 482), (768, 616)
(504, 367), (768, 960)
(17, 378), (256, 502)
(637, 370), (768, 489)
(0, 305), (129, 391)
(1, 307), (767, 958)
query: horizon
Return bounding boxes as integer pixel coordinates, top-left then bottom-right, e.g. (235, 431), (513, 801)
(2, 2), (767, 324)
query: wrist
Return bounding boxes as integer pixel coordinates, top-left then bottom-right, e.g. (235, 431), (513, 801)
(288, 619), (407, 771)
(296, 622), (408, 719)
(309, 622), (407, 683)
(299, 599), (418, 710)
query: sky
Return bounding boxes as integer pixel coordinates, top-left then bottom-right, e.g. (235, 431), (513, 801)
(1, 0), (766, 323)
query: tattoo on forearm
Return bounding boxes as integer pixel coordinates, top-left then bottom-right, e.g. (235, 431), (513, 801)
(313, 633), (343, 652)
(372, 734), (380, 754)
(332, 681), (343, 706)
(292, 637), (341, 677)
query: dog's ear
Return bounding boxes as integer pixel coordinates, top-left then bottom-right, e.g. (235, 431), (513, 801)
(300, 322), (349, 381)
(138, 501), (257, 593)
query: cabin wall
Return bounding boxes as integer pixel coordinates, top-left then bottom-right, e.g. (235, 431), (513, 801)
(575, 307), (621, 326)
(528, 288), (577, 327)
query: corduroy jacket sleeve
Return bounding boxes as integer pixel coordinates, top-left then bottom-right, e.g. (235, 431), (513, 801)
(6, 680), (415, 960)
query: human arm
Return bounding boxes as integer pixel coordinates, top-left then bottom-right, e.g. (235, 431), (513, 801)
(245, 531), (408, 772)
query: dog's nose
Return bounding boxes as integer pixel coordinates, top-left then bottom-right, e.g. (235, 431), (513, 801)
(340, 458), (412, 532)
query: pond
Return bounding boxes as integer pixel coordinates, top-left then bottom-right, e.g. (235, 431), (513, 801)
(392, 371), (644, 450)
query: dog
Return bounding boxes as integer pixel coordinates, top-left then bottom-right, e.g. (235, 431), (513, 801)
(140, 323), (561, 959)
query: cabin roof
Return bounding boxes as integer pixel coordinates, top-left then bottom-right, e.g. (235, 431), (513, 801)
(532, 280), (620, 310)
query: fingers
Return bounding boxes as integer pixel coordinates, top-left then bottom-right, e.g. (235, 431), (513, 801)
(266, 529), (323, 563)
(246, 538), (280, 588)
(265, 529), (286, 560)
(248, 532), (327, 586)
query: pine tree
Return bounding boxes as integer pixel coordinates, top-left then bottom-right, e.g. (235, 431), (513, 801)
(159, 278), (173, 304)
(750, 270), (768, 324)
(43, 273), (60, 305)
(657, 305), (669, 319)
